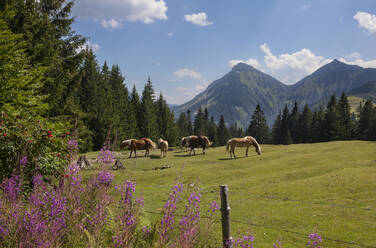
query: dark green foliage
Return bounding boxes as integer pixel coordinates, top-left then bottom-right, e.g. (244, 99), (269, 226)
(298, 105), (312, 143)
(324, 95), (339, 141)
(217, 115), (229, 146)
(140, 77), (158, 140)
(271, 112), (282, 144)
(156, 93), (179, 145)
(246, 104), (270, 143)
(186, 110), (193, 135)
(280, 105), (292, 145)
(310, 107), (325, 143)
(193, 107), (205, 135)
(357, 100), (376, 140)
(207, 116), (218, 146)
(288, 101), (300, 143)
(336, 93), (353, 140)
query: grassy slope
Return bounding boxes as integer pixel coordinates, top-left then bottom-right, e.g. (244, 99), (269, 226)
(83, 141), (376, 248)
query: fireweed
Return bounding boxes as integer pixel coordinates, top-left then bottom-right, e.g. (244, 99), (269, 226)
(158, 182), (184, 245)
(112, 180), (143, 248)
(306, 233), (322, 248)
(178, 191), (201, 248)
(97, 144), (115, 164)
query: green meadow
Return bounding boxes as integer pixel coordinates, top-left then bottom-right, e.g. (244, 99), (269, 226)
(83, 141), (376, 248)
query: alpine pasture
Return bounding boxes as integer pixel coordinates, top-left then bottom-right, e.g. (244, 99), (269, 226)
(82, 141), (376, 247)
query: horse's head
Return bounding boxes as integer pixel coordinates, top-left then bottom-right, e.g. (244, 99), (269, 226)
(158, 138), (163, 145)
(255, 144), (262, 155)
(181, 137), (187, 147)
(121, 140), (132, 149)
(246, 136), (262, 155)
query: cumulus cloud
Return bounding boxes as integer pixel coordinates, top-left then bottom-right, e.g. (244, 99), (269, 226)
(354, 11), (376, 34)
(73, 0), (168, 25)
(185, 12), (213, 26)
(170, 69), (207, 83)
(339, 57), (376, 68)
(100, 19), (122, 30)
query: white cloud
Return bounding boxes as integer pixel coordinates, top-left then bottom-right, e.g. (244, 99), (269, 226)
(185, 12), (213, 26)
(101, 19), (122, 30)
(229, 44), (376, 84)
(168, 32), (173, 36)
(73, 0), (168, 24)
(354, 11), (376, 34)
(171, 69), (207, 83)
(77, 41), (100, 53)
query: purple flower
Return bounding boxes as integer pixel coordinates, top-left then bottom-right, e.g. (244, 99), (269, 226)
(307, 233), (322, 248)
(19, 156), (27, 166)
(97, 170), (114, 186)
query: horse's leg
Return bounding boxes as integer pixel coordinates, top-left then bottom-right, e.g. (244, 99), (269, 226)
(203, 145), (206, 155)
(232, 147), (237, 159)
(129, 149), (133, 158)
(246, 146), (249, 157)
(145, 148), (148, 157)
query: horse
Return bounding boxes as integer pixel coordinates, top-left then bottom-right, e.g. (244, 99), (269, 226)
(121, 138), (156, 158)
(187, 135), (213, 155)
(226, 136), (262, 159)
(180, 135), (196, 151)
(158, 138), (168, 158)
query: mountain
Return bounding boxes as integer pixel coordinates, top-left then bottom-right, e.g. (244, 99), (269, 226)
(348, 81), (376, 102)
(173, 60), (376, 128)
(175, 63), (289, 127)
(290, 59), (376, 106)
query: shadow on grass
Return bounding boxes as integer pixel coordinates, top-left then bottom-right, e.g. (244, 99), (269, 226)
(149, 155), (162, 159)
(218, 156), (249, 161)
(173, 153), (205, 157)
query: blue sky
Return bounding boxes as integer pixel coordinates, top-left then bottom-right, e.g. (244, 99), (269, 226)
(72, 0), (376, 104)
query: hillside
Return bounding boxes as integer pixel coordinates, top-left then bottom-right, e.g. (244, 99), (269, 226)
(173, 60), (376, 127)
(175, 63), (290, 126)
(83, 141), (376, 248)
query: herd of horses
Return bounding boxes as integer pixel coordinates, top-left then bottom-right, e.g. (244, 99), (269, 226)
(120, 135), (262, 159)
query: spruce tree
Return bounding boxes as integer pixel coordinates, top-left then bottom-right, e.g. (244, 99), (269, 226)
(298, 105), (312, 143)
(177, 112), (189, 137)
(336, 92), (353, 140)
(280, 105), (292, 145)
(358, 100), (375, 140)
(193, 107), (204, 135)
(247, 104), (270, 143)
(289, 101), (300, 143)
(140, 77), (158, 140)
(207, 116), (218, 146)
(130, 84), (141, 138)
(324, 95), (339, 141)
(186, 110), (193, 135)
(217, 115), (229, 146)
(310, 107), (325, 143)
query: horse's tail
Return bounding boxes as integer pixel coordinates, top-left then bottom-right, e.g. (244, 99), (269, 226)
(226, 139), (231, 152)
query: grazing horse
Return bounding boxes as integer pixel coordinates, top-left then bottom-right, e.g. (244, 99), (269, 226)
(121, 138), (156, 158)
(226, 136), (262, 159)
(180, 135), (196, 151)
(158, 138), (169, 158)
(188, 135), (213, 155)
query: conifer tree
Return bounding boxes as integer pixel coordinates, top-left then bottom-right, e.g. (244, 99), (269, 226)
(336, 92), (353, 140)
(193, 107), (204, 135)
(271, 111), (282, 144)
(140, 77), (158, 140)
(310, 107), (325, 143)
(207, 116), (218, 146)
(217, 115), (229, 146)
(289, 101), (300, 143)
(324, 95), (339, 141)
(280, 105), (292, 145)
(247, 104), (270, 143)
(298, 105), (312, 143)
(130, 84), (141, 138)
(177, 112), (189, 137)
(357, 100), (375, 140)
(186, 110), (193, 135)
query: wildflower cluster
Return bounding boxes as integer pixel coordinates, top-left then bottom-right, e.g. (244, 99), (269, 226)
(178, 191), (201, 248)
(97, 145), (115, 164)
(159, 182), (184, 244)
(230, 235), (255, 248)
(306, 233), (322, 248)
(67, 139), (78, 160)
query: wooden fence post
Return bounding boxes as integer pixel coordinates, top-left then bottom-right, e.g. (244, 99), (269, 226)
(220, 185), (232, 248)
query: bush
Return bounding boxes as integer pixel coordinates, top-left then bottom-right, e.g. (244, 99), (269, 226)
(0, 111), (70, 189)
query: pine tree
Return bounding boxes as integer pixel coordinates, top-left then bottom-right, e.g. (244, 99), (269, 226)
(324, 95), (339, 141)
(247, 104), (270, 143)
(177, 112), (189, 137)
(217, 115), (229, 146)
(298, 105), (312, 143)
(140, 77), (158, 140)
(271, 111), (282, 144)
(289, 101), (300, 143)
(193, 107), (204, 135)
(336, 92), (353, 140)
(280, 105), (292, 145)
(130, 84), (141, 138)
(186, 110), (193, 135)
(156, 93), (178, 145)
(207, 116), (218, 146)
(358, 100), (375, 140)
(310, 107), (325, 143)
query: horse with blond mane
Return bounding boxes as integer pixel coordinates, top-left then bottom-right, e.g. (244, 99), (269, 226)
(121, 138), (156, 158)
(158, 138), (168, 158)
(180, 135), (195, 151)
(187, 135), (213, 155)
(226, 136), (261, 159)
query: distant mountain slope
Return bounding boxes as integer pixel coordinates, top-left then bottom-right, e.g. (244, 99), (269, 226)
(173, 60), (376, 127)
(175, 63), (289, 127)
(349, 81), (376, 102)
(290, 60), (376, 105)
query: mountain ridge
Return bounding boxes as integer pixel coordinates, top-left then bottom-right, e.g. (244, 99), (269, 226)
(173, 60), (376, 127)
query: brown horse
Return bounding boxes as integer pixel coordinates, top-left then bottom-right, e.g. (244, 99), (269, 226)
(188, 135), (212, 155)
(226, 136), (261, 159)
(180, 135), (196, 151)
(121, 138), (156, 158)
(158, 138), (168, 158)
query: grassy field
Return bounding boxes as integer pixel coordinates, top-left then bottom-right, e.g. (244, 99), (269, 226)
(82, 141), (376, 248)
